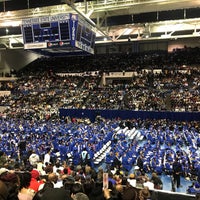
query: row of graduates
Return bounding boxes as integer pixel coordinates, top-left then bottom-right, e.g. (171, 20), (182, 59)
(0, 117), (115, 167)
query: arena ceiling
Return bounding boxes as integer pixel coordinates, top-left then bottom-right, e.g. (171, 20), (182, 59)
(0, 0), (199, 49)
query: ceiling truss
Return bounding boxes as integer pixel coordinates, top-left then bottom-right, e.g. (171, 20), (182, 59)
(0, 0), (199, 48)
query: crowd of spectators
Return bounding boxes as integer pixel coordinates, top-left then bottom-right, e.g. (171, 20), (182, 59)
(17, 47), (200, 75)
(0, 117), (200, 199)
(0, 156), (156, 200)
(0, 48), (199, 119)
(1, 67), (200, 116)
(0, 47), (199, 199)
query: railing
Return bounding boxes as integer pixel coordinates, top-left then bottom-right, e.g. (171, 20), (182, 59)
(59, 108), (200, 122)
(149, 189), (195, 200)
(0, 0), (196, 23)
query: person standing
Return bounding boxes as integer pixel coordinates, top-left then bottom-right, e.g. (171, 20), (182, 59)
(105, 151), (114, 170)
(29, 150), (40, 166)
(137, 153), (144, 173)
(43, 148), (51, 166)
(0, 151), (7, 167)
(112, 152), (121, 170)
(81, 147), (90, 167)
(172, 157), (182, 188)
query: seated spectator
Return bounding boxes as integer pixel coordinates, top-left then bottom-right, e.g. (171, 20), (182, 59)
(150, 172), (163, 190)
(88, 180), (104, 200)
(134, 166), (148, 186)
(127, 173), (136, 187)
(143, 178), (154, 190)
(71, 182), (85, 195)
(72, 192), (89, 200)
(63, 175), (75, 192)
(0, 151), (7, 168)
(33, 181), (54, 200)
(0, 180), (8, 200)
(139, 186), (151, 200)
(122, 184), (138, 200)
(115, 184), (124, 199)
(17, 172), (34, 200)
(187, 182), (200, 194)
(0, 171), (19, 200)
(196, 193), (200, 200)
(29, 169), (43, 193)
(33, 187), (73, 200)
(103, 187), (116, 200)
(48, 172), (63, 188)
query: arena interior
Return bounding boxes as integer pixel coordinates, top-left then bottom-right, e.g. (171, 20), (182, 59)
(0, 0), (200, 200)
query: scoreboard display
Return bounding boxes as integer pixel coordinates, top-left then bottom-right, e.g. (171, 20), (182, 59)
(75, 17), (96, 53)
(21, 13), (95, 54)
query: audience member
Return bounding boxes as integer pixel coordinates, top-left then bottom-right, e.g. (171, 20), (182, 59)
(172, 157), (182, 188)
(139, 186), (151, 200)
(0, 180), (8, 200)
(150, 172), (163, 190)
(17, 172), (34, 200)
(29, 169), (43, 193)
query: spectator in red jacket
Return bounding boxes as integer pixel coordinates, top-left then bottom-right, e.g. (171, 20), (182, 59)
(29, 169), (43, 193)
